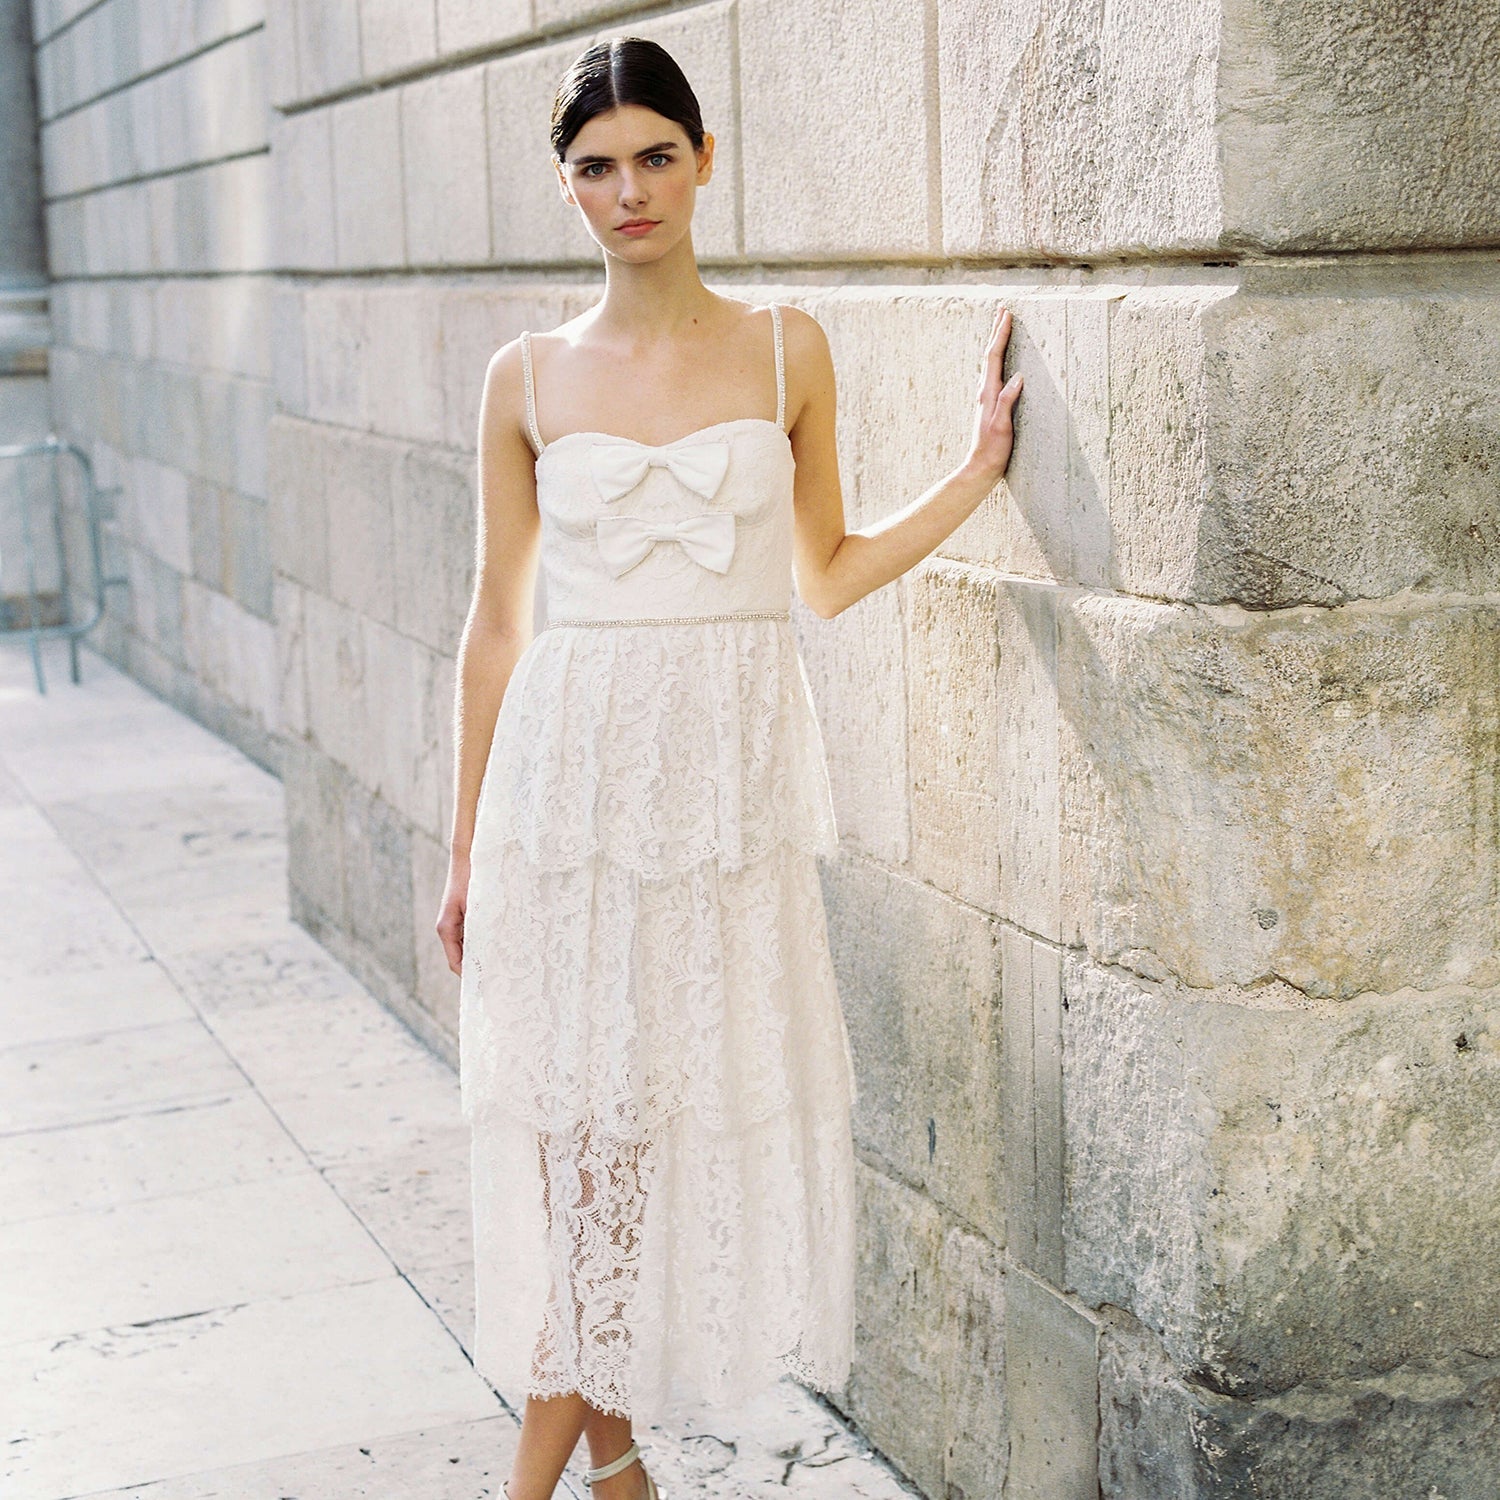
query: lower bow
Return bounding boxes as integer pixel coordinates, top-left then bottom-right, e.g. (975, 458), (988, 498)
(596, 512), (736, 577)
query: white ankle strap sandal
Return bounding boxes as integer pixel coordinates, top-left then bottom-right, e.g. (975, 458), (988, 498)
(584, 1439), (660, 1495)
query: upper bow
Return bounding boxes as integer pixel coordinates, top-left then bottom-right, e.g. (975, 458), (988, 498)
(589, 440), (731, 504)
(596, 512), (736, 578)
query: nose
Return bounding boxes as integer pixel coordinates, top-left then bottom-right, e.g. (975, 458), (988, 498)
(617, 168), (647, 206)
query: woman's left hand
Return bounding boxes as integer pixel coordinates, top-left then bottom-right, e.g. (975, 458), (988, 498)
(965, 306), (1023, 483)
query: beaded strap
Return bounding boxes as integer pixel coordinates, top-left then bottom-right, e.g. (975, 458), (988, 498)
(543, 608), (791, 631)
(520, 330), (545, 457)
(770, 302), (786, 431)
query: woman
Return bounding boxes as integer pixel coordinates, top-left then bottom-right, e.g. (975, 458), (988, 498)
(436, 34), (1022, 1500)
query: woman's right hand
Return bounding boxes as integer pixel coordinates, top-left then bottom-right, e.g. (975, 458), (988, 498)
(436, 851), (471, 976)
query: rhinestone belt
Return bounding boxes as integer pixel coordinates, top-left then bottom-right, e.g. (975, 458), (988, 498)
(541, 608), (791, 630)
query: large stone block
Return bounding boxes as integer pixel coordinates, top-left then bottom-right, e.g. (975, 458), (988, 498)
(400, 66), (489, 267)
(1064, 955), (1500, 1399)
(740, 0), (936, 259)
(266, 414), (330, 593)
(907, 560), (1001, 912)
(359, 0), (437, 78)
(847, 1160), (1007, 1500)
(323, 426), (397, 626)
(364, 286), (447, 443)
(269, 106), (337, 271)
(391, 441), (475, 656)
(436, 0), (531, 58)
(301, 287), (370, 431)
(1097, 1307), (1500, 1499)
(939, 0), (1500, 257)
(1052, 590), (1500, 998)
(821, 856), (1003, 1242)
(1005, 1272), (1099, 1500)
(294, 0), (361, 99)
(332, 89), (405, 269)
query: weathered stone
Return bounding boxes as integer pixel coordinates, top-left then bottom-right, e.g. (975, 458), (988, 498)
(1064, 955), (1500, 1397)
(846, 1159), (1007, 1500)
(266, 414), (330, 594)
(294, 0), (361, 99)
(821, 856), (1003, 1242)
(996, 579), (1062, 941)
(1001, 930), (1063, 1281)
(331, 90), (405, 269)
(390, 441), (475, 656)
(283, 737), (348, 931)
(323, 427), (397, 626)
(269, 106), (337, 271)
(740, 0), (935, 258)
(436, 0), (532, 57)
(1005, 1271), (1099, 1500)
(1054, 591), (1500, 998)
(907, 560), (1001, 912)
(938, 0), (1500, 258)
(358, 0), (437, 78)
(400, 67), (489, 267)
(1097, 1308), (1500, 1500)
(301, 287), (370, 431)
(364, 287), (446, 443)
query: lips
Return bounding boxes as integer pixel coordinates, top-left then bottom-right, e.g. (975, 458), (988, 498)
(617, 220), (659, 231)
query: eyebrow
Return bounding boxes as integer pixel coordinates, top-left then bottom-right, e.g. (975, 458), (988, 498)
(568, 140), (680, 168)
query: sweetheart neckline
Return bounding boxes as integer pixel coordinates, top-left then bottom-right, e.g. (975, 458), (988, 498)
(535, 416), (790, 462)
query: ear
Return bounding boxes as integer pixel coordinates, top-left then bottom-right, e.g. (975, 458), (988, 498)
(696, 132), (715, 186)
(554, 157), (575, 206)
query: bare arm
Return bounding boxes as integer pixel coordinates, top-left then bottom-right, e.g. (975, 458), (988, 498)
(436, 338), (541, 974)
(787, 305), (1022, 620)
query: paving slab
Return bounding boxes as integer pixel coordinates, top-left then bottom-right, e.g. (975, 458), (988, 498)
(0, 638), (919, 1500)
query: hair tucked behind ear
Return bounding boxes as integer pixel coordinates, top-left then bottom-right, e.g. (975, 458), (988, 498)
(550, 35), (706, 161)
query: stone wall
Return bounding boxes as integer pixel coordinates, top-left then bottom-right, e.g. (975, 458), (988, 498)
(28, 0), (1500, 1494)
(35, 0), (277, 763)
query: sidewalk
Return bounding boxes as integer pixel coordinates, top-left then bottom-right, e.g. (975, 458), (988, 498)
(0, 639), (916, 1500)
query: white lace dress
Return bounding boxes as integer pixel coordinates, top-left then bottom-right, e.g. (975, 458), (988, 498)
(458, 303), (858, 1426)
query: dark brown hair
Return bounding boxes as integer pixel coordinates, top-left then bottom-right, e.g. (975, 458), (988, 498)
(550, 36), (706, 162)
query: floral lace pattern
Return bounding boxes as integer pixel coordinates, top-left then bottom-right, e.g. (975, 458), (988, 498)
(460, 311), (857, 1425)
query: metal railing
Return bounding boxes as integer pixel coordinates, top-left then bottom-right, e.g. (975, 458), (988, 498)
(0, 437), (126, 693)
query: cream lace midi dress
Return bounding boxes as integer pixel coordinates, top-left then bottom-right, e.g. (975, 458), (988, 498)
(458, 302), (857, 1426)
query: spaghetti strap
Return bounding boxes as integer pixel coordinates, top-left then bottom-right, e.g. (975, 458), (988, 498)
(769, 303), (786, 432)
(520, 330), (546, 457)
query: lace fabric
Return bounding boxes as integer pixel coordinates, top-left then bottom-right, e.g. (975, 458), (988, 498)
(460, 306), (857, 1425)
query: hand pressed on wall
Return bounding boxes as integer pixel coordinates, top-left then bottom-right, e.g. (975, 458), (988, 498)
(967, 306), (1023, 483)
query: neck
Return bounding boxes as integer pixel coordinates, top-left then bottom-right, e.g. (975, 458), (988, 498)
(591, 228), (719, 347)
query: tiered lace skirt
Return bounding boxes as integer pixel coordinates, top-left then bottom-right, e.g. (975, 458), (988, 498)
(459, 616), (857, 1424)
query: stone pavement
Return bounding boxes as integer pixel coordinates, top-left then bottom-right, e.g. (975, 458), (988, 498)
(0, 640), (919, 1500)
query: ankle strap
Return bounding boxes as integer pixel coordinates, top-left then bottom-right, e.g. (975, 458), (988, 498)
(585, 1440), (641, 1485)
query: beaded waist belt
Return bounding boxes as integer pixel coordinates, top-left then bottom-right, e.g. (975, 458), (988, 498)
(541, 608), (792, 630)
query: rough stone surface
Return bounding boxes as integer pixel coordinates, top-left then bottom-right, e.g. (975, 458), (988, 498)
(1064, 954), (1500, 1397)
(821, 857), (1004, 1243)
(845, 1159), (1007, 1500)
(1098, 1308), (1500, 1500)
(1054, 591), (1500, 998)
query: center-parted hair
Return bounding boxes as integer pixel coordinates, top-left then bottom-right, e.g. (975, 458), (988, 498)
(550, 35), (706, 162)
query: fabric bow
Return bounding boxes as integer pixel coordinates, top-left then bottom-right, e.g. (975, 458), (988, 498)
(596, 512), (736, 578)
(589, 440), (731, 503)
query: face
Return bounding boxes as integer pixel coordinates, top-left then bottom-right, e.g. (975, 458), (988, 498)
(556, 103), (714, 256)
